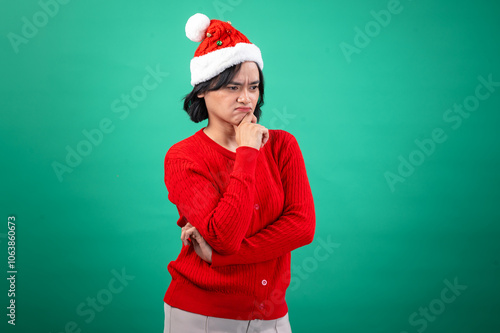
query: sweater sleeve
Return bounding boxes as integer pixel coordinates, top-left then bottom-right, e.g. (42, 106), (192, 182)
(210, 132), (316, 267)
(165, 146), (259, 255)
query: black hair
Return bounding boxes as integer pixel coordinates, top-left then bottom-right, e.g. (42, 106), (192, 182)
(182, 62), (264, 123)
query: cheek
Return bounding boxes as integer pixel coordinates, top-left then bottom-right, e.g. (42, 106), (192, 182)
(204, 94), (221, 108)
(205, 94), (232, 112)
(252, 92), (260, 103)
(203, 96), (214, 110)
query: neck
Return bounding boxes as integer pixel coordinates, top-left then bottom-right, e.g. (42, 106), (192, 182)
(203, 122), (238, 150)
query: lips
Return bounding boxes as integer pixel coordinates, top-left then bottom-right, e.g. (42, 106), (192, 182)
(236, 107), (251, 112)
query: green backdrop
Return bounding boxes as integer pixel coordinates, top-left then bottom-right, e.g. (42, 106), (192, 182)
(1, 0), (499, 332)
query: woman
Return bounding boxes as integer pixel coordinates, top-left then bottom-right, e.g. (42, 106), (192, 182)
(163, 13), (316, 333)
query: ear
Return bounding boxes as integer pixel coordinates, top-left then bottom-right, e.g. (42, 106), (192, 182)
(197, 92), (205, 98)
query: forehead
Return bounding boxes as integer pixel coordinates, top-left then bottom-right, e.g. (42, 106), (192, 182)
(234, 62), (259, 80)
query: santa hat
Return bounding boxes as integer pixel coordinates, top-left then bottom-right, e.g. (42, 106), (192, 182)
(185, 13), (264, 87)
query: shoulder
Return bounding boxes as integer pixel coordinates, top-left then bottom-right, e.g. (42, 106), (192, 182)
(164, 131), (202, 162)
(269, 129), (299, 150)
(270, 128), (294, 143)
(266, 129), (304, 168)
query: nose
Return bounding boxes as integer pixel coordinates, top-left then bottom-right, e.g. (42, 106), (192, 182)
(237, 89), (251, 104)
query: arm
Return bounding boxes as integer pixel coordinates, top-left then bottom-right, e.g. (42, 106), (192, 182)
(165, 146), (259, 255)
(210, 132), (316, 267)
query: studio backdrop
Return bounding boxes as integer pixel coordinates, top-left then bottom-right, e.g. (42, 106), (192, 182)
(1, 0), (499, 332)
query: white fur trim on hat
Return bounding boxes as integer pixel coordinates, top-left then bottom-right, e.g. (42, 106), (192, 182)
(190, 42), (264, 86)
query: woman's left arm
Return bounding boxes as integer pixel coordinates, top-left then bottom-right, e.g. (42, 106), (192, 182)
(210, 132), (316, 267)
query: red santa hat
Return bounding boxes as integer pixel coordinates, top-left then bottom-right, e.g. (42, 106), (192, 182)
(185, 13), (264, 87)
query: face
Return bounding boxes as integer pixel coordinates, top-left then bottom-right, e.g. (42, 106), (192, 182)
(198, 61), (260, 127)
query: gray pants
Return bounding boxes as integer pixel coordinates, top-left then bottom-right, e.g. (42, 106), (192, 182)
(164, 302), (293, 333)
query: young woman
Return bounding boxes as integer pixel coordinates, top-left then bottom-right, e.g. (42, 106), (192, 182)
(162, 13), (316, 333)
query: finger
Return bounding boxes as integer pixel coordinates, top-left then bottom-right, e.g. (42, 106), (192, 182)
(181, 224), (190, 234)
(184, 227), (198, 244)
(190, 230), (203, 244)
(239, 111), (254, 126)
(182, 233), (190, 246)
(193, 231), (210, 252)
(182, 227), (196, 246)
(181, 223), (193, 243)
(262, 129), (269, 145)
(181, 228), (187, 244)
(251, 114), (257, 124)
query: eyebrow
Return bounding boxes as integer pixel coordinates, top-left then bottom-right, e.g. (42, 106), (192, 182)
(228, 80), (260, 85)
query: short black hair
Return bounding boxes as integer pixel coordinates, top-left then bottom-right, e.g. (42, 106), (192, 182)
(182, 62), (264, 123)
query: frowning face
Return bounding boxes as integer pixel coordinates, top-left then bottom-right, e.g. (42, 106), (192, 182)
(198, 61), (260, 126)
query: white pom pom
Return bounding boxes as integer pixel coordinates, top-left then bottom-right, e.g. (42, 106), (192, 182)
(185, 13), (211, 42)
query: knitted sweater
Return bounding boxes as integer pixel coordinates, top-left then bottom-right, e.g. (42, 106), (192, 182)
(163, 127), (316, 320)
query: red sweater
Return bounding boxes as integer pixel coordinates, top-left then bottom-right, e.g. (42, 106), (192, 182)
(163, 127), (316, 320)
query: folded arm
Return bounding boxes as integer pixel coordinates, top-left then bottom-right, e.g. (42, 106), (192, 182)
(165, 146), (259, 255)
(210, 132), (316, 267)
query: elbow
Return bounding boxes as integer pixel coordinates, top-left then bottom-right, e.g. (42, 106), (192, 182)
(303, 228), (315, 246)
(212, 238), (241, 255)
(205, 224), (243, 255)
(302, 216), (316, 245)
(216, 245), (240, 256)
(306, 231), (315, 245)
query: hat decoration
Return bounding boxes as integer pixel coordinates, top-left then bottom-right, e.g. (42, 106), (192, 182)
(185, 13), (264, 86)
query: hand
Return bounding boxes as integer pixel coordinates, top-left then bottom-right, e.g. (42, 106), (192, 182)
(232, 111), (269, 150)
(180, 222), (213, 264)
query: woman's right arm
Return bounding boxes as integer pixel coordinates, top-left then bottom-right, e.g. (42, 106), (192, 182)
(210, 132), (316, 267)
(164, 146), (258, 255)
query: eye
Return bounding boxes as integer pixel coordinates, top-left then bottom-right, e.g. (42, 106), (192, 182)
(250, 85), (259, 90)
(227, 86), (238, 90)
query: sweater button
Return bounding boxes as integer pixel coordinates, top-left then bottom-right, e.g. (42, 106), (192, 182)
(254, 204), (259, 210)
(261, 279), (267, 286)
(259, 303), (265, 309)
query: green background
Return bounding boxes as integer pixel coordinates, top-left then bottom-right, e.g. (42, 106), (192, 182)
(1, 0), (499, 332)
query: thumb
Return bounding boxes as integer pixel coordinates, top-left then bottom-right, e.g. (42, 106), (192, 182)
(240, 111), (255, 125)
